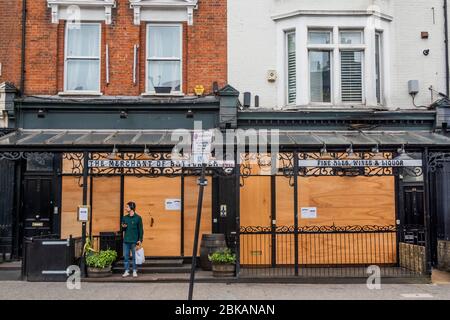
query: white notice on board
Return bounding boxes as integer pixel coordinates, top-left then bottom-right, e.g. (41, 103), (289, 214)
(165, 199), (181, 211)
(301, 207), (317, 219)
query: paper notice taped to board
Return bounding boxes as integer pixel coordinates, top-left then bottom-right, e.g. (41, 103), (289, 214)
(301, 207), (317, 219)
(165, 199), (181, 211)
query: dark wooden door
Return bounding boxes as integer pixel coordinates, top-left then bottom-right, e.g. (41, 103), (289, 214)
(403, 186), (425, 226)
(22, 177), (54, 238)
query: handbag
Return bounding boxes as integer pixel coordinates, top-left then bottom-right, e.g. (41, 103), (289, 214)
(135, 246), (145, 265)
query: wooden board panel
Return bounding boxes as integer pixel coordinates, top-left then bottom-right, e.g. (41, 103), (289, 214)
(240, 176), (272, 265)
(240, 176), (271, 227)
(297, 176), (395, 227)
(124, 177), (181, 257)
(276, 176), (294, 226)
(242, 176), (397, 266)
(183, 176), (212, 256)
(61, 176), (88, 239)
(91, 177), (121, 236)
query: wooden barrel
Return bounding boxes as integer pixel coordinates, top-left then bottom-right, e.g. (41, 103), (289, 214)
(199, 234), (227, 271)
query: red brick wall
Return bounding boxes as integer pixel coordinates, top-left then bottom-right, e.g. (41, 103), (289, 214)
(0, 0), (23, 88)
(10, 0), (227, 96)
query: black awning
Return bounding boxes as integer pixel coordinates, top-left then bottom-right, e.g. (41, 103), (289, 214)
(1, 129), (450, 148)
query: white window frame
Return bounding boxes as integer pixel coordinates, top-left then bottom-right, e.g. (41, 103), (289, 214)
(307, 28), (335, 106)
(375, 31), (384, 105)
(308, 49), (334, 105)
(306, 27), (366, 106)
(285, 30), (297, 105)
(145, 23), (183, 96)
(63, 22), (102, 95)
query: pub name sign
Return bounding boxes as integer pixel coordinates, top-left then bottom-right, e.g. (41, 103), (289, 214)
(298, 159), (423, 168)
(88, 159), (235, 168)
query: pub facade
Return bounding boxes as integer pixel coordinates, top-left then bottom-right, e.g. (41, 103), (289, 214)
(1, 0), (450, 280)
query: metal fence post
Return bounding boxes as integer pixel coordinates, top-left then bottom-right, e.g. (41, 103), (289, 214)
(293, 151), (299, 276)
(422, 148), (433, 275)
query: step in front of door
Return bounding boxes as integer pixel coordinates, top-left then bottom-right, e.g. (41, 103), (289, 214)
(115, 259), (184, 268)
(113, 259), (191, 274)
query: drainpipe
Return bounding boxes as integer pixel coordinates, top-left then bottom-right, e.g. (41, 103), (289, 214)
(444, 0), (449, 96)
(20, 0), (27, 96)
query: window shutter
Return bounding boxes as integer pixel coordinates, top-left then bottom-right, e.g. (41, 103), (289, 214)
(287, 33), (296, 104)
(341, 51), (363, 102)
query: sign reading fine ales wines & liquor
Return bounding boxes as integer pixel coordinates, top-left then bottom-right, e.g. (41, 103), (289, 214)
(298, 159), (423, 168)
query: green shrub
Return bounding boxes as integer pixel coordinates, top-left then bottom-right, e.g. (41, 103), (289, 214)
(208, 248), (236, 264)
(86, 249), (117, 269)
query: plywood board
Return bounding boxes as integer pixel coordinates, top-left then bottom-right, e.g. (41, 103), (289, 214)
(183, 176), (212, 256)
(91, 177), (121, 236)
(241, 176), (397, 266)
(240, 176), (272, 265)
(61, 176), (89, 239)
(124, 177), (181, 257)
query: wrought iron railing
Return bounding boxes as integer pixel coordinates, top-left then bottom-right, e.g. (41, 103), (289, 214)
(239, 225), (427, 278)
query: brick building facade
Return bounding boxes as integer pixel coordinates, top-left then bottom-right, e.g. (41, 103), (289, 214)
(0, 0), (23, 88)
(1, 0), (227, 96)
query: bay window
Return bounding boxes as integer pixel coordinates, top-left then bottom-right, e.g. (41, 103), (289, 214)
(147, 24), (182, 94)
(64, 23), (101, 93)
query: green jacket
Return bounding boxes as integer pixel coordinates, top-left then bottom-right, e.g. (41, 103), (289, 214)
(122, 213), (143, 244)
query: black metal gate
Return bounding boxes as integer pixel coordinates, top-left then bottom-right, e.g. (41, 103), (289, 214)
(238, 151), (429, 279)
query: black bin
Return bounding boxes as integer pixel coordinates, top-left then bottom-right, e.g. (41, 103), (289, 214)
(22, 235), (80, 282)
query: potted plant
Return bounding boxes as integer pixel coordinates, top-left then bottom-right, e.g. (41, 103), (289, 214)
(208, 248), (236, 278)
(85, 249), (118, 278)
(151, 76), (172, 94)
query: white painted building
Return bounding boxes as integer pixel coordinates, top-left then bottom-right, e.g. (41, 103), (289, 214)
(228, 0), (449, 110)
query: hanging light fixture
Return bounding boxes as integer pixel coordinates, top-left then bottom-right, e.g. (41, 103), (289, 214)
(143, 144), (150, 157)
(319, 143), (334, 160)
(345, 144), (360, 160)
(107, 144), (118, 160)
(371, 144), (385, 161)
(394, 144), (414, 161)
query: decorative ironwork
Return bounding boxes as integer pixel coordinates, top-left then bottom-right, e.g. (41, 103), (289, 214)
(0, 151), (54, 162)
(240, 224), (397, 234)
(428, 152), (450, 173)
(239, 153), (294, 186)
(62, 153), (84, 175)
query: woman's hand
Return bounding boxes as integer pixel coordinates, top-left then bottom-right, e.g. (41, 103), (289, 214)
(137, 241), (142, 246)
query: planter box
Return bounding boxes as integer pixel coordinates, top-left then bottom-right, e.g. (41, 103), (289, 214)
(212, 263), (235, 278)
(154, 87), (172, 94)
(87, 266), (112, 278)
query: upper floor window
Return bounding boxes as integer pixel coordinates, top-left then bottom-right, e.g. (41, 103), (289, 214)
(147, 24), (182, 94)
(306, 28), (365, 105)
(286, 31), (296, 105)
(64, 23), (101, 93)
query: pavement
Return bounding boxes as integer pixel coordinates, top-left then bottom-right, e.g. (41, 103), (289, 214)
(0, 261), (449, 300)
(0, 281), (449, 300)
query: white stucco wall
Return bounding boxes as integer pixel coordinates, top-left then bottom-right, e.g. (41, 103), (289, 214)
(228, 0), (449, 110)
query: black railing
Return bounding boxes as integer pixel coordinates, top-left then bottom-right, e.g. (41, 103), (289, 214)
(239, 225), (427, 278)
(91, 232), (123, 258)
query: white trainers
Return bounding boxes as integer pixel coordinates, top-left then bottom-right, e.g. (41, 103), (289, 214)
(122, 270), (130, 277)
(133, 271), (138, 278)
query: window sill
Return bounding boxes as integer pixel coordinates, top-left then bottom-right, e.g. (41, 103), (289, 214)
(58, 91), (103, 96)
(141, 92), (185, 97)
